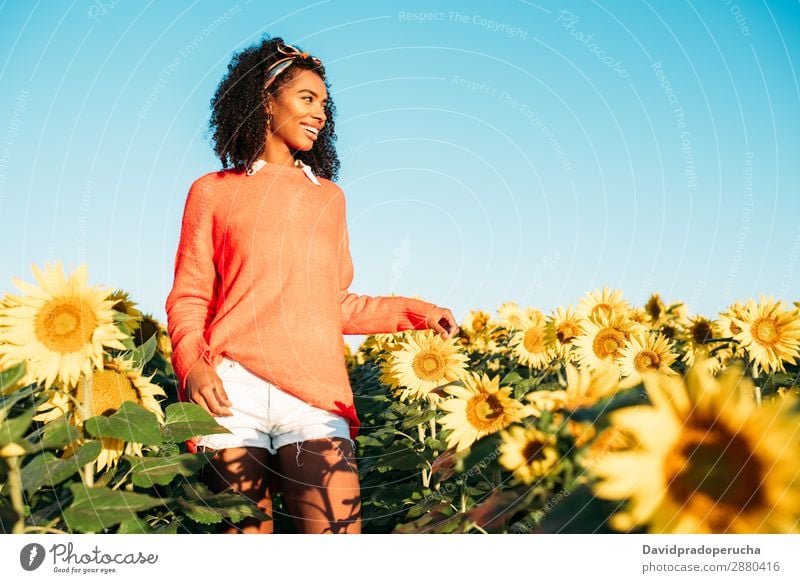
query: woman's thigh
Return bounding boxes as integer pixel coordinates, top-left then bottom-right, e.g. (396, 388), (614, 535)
(199, 445), (274, 534)
(277, 437), (361, 534)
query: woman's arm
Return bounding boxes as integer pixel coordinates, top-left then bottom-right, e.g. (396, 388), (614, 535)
(338, 217), (449, 335)
(164, 178), (218, 399)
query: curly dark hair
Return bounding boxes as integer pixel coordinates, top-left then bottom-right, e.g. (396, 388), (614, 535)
(208, 34), (340, 181)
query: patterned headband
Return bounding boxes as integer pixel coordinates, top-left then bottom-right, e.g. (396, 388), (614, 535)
(264, 42), (322, 90)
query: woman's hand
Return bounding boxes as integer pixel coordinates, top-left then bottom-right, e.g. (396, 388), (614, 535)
(426, 307), (460, 339)
(186, 361), (233, 417)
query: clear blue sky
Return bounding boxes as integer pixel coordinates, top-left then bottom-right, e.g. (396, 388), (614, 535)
(1, 0), (798, 349)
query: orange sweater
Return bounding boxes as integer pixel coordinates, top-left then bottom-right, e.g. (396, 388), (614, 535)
(165, 162), (438, 447)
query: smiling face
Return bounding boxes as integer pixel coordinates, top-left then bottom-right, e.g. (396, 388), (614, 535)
(264, 68), (328, 156)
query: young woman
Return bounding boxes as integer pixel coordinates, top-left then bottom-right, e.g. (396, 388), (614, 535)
(165, 36), (459, 534)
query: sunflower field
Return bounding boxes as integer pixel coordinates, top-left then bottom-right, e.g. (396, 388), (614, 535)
(1, 262), (799, 534)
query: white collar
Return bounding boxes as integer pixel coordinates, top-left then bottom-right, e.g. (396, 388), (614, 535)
(246, 158), (321, 186)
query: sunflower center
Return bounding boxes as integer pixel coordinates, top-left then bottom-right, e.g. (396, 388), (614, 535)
(523, 327), (546, 353)
(633, 350), (661, 372)
(473, 316), (488, 333)
(593, 328), (626, 359)
(76, 369), (140, 417)
(662, 325), (676, 340)
(466, 394), (506, 432)
(691, 321), (713, 345)
(645, 296), (663, 321)
(665, 423), (765, 530)
(522, 438), (548, 461)
(34, 297), (98, 354)
(751, 317), (778, 346)
(413, 351), (445, 381)
(557, 322), (580, 344)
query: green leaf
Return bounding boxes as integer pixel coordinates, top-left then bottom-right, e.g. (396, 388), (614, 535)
(63, 483), (165, 533)
(116, 516), (157, 534)
(162, 403), (230, 442)
(37, 418), (82, 450)
(0, 498), (20, 533)
(0, 363), (27, 395)
(424, 437), (445, 451)
(21, 441), (102, 495)
(0, 407), (34, 447)
(0, 386), (37, 423)
(537, 485), (626, 534)
(178, 482), (271, 525)
(501, 371), (524, 385)
(374, 440), (424, 472)
(457, 433), (501, 475)
(129, 333), (157, 369)
(124, 452), (212, 487)
(84, 401), (162, 445)
(400, 408), (436, 430)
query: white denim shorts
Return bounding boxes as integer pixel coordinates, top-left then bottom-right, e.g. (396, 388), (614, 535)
(195, 356), (353, 455)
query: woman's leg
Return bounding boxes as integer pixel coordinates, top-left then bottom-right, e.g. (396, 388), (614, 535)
(199, 445), (274, 534)
(278, 437), (361, 534)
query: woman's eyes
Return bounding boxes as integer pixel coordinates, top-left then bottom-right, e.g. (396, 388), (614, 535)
(302, 96), (328, 106)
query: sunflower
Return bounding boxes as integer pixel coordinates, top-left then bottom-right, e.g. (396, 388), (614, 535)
(108, 289), (143, 338)
(563, 360), (622, 410)
(524, 361), (621, 423)
(34, 356), (165, 471)
(628, 307), (649, 326)
(438, 372), (525, 452)
(713, 301), (747, 365)
(462, 309), (493, 336)
(381, 329), (469, 401)
(716, 301), (746, 338)
(509, 311), (554, 369)
(362, 332), (406, 358)
(576, 287), (630, 321)
(617, 332), (678, 386)
(497, 301), (526, 330)
(679, 315), (716, 363)
(643, 293), (666, 326)
(499, 425), (559, 484)
(590, 358), (800, 533)
(573, 312), (642, 372)
(582, 425), (637, 465)
(732, 296), (800, 375)
(545, 306), (582, 362)
(134, 313), (172, 357)
(0, 262), (127, 389)
(525, 389), (568, 418)
(470, 335), (501, 355)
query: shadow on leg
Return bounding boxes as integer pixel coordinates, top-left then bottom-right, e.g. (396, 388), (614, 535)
(198, 445), (274, 534)
(278, 437), (361, 534)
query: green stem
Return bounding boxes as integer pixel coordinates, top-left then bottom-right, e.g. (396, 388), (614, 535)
(24, 525), (68, 534)
(6, 455), (25, 534)
(470, 521), (489, 534)
(81, 374), (94, 488)
(417, 422), (431, 488)
(428, 400), (437, 445)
